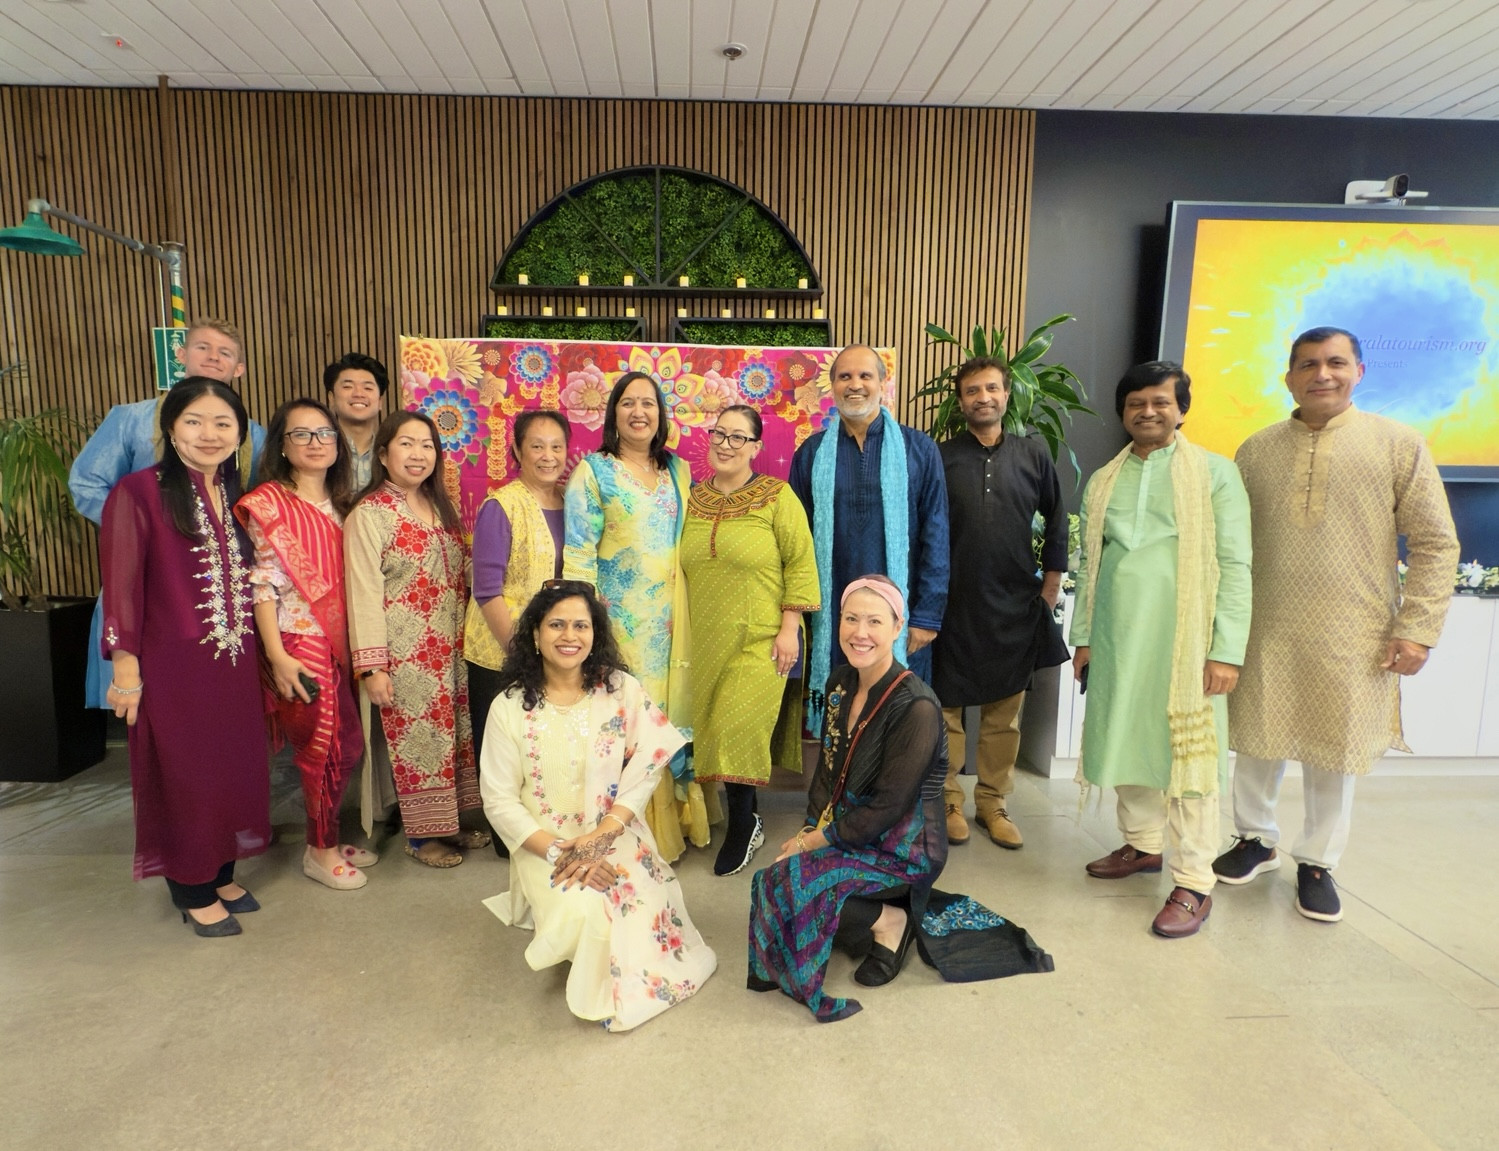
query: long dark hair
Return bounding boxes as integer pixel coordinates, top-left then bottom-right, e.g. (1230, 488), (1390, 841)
(600, 371), (672, 468)
(255, 397), (355, 516)
(358, 410), (461, 532)
(159, 377), (250, 541)
(495, 582), (629, 711)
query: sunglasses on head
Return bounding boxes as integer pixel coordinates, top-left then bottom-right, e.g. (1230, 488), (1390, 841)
(541, 578), (596, 595)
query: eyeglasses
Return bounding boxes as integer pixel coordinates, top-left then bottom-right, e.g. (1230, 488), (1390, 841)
(284, 427), (340, 445)
(541, 578), (596, 594)
(707, 429), (760, 449)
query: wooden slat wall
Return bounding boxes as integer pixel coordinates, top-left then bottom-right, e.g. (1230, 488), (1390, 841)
(0, 88), (1033, 597)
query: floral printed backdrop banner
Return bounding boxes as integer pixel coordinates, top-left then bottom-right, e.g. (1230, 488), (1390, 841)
(398, 336), (898, 531)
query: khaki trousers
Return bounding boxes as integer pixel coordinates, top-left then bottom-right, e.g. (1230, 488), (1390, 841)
(942, 691), (1025, 817)
(1115, 785), (1219, 893)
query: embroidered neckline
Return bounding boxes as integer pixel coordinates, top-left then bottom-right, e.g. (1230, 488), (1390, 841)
(189, 475), (253, 663)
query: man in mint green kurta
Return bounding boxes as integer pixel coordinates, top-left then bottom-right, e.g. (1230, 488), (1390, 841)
(1070, 362), (1252, 939)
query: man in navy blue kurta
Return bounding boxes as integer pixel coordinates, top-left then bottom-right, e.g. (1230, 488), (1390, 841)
(789, 345), (949, 682)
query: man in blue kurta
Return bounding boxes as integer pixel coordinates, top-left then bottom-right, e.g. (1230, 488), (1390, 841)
(789, 344), (949, 714)
(68, 318), (266, 707)
(1070, 361), (1252, 939)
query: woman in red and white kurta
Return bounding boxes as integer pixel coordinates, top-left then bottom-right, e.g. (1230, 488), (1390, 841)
(344, 411), (484, 868)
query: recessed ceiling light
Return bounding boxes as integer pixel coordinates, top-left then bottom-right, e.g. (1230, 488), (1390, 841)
(720, 43), (748, 61)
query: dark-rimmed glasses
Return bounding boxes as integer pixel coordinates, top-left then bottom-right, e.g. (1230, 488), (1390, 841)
(284, 427), (340, 445)
(707, 428), (760, 449)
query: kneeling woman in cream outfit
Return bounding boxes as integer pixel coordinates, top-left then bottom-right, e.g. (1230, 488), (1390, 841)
(478, 580), (716, 1031)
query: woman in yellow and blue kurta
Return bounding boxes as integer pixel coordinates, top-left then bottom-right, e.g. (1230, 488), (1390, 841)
(562, 372), (710, 862)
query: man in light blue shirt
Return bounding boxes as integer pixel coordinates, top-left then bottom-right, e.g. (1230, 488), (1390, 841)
(68, 318), (266, 706)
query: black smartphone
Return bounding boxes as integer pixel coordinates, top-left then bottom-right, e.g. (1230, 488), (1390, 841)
(1078, 662), (1089, 695)
(297, 671), (321, 703)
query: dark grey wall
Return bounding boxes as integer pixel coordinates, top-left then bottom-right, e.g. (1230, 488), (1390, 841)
(1027, 109), (1499, 558)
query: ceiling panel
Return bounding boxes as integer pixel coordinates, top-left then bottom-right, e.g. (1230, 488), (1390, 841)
(1, 0), (1498, 118)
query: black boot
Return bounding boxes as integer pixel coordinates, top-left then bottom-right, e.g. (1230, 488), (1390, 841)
(714, 783), (765, 876)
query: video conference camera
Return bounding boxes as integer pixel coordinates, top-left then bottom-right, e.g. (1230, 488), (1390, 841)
(1344, 174), (1429, 204)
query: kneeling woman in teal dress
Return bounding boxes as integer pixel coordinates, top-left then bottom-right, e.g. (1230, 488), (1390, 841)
(748, 574), (1056, 1020)
(478, 580), (717, 1031)
(747, 575), (948, 1021)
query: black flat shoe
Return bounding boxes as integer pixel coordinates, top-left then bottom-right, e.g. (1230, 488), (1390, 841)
(853, 915), (917, 987)
(219, 889), (259, 914)
(181, 910), (242, 938)
(747, 972), (779, 993)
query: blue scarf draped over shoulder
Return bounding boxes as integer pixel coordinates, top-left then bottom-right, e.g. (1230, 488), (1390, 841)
(807, 407), (910, 728)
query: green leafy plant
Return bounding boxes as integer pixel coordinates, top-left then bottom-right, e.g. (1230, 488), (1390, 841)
(0, 363), (89, 610)
(494, 167), (815, 291)
(481, 316), (644, 342)
(677, 319), (831, 348)
(916, 313), (1096, 480)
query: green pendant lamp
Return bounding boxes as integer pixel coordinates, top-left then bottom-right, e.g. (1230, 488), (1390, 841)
(0, 209), (86, 257)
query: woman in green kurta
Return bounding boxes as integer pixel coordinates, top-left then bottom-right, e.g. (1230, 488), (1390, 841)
(681, 406), (820, 876)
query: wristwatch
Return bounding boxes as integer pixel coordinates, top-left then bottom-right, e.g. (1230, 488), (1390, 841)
(545, 841), (564, 864)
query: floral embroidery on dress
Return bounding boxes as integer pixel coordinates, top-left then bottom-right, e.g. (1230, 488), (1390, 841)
(188, 477), (253, 663)
(606, 880), (643, 916)
(651, 906), (688, 958)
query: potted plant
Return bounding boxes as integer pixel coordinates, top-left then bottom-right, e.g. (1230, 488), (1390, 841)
(0, 362), (105, 782)
(916, 313), (1096, 480)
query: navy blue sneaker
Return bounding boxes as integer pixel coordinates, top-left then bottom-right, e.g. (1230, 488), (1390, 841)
(1295, 864), (1342, 922)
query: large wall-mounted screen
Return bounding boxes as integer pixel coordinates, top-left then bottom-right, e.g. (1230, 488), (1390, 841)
(1160, 202), (1499, 481)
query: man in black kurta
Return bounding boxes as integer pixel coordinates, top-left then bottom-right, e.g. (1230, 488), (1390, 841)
(932, 358), (1069, 848)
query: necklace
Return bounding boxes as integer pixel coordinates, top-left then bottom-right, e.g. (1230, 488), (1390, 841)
(543, 684), (587, 708)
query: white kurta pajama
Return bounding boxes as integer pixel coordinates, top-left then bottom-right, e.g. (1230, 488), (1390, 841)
(479, 672), (716, 1032)
(1228, 406), (1459, 867)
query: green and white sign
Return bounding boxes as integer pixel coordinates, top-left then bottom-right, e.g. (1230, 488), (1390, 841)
(152, 327), (188, 392)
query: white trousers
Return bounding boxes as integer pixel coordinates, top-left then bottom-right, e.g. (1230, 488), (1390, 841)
(1115, 786), (1219, 893)
(1230, 754), (1358, 870)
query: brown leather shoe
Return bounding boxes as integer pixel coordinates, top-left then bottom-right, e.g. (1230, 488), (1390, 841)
(945, 804), (970, 845)
(1084, 844), (1163, 879)
(1152, 887), (1212, 938)
(976, 808), (1023, 849)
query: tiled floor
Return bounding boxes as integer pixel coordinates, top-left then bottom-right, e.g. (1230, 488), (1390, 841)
(3, 746), (1496, 1151)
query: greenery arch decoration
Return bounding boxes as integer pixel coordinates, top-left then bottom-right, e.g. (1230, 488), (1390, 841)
(491, 166), (819, 294)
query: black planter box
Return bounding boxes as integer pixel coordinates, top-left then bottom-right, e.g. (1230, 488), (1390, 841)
(0, 597), (108, 782)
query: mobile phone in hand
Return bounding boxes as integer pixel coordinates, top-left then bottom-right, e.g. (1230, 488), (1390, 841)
(298, 671), (321, 703)
(1078, 662), (1089, 695)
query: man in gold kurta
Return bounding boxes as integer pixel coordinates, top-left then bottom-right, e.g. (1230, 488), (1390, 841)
(1218, 327), (1459, 923)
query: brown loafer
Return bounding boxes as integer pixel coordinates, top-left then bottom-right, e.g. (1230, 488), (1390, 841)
(976, 808), (1023, 849)
(1085, 843), (1164, 879)
(945, 804), (970, 845)
(1152, 887), (1212, 938)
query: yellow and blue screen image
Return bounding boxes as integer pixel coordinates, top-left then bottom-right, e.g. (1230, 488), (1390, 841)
(1182, 218), (1499, 467)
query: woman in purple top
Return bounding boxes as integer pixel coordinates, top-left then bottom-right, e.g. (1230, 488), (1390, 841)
(462, 409), (570, 855)
(99, 378), (271, 938)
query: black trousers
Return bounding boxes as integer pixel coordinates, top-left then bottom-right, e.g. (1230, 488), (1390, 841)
(166, 861), (236, 910)
(467, 660), (511, 858)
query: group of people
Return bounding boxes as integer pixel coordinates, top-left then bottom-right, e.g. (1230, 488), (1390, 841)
(69, 320), (1457, 1028)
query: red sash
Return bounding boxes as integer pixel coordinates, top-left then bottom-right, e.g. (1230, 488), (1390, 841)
(235, 483), (350, 671)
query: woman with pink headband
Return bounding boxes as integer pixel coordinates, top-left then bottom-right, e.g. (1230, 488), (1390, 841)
(746, 574), (945, 1018)
(747, 574), (1053, 1020)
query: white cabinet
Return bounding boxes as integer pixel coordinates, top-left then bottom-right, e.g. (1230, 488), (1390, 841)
(1021, 593), (1499, 778)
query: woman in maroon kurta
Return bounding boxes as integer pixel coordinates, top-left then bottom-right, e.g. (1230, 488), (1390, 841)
(99, 378), (271, 937)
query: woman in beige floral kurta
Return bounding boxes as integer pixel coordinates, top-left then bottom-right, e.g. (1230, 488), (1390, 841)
(345, 413), (481, 860)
